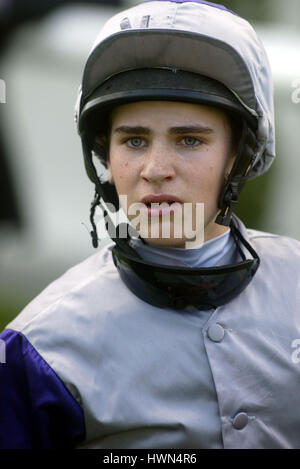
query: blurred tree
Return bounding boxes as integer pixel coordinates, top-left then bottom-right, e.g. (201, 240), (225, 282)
(0, 0), (125, 228)
(223, 0), (300, 27)
(221, 0), (271, 22)
(234, 167), (276, 231)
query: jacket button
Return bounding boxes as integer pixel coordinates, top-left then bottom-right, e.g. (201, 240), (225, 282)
(207, 323), (225, 342)
(232, 412), (249, 430)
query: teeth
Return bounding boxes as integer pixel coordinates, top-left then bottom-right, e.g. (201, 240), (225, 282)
(146, 201), (174, 204)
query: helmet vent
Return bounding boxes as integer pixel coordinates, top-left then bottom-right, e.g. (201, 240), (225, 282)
(120, 17), (132, 30)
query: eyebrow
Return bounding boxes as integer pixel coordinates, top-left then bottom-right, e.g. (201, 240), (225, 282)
(168, 126), (213, 135)
(114, 126), (151, 135)
(113, 125), (214, 135)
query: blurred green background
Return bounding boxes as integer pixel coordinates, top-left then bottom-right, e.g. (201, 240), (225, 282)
(0, 0), (299, 330)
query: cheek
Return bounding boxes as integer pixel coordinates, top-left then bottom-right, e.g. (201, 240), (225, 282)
(188, 154), (227, 202)
(109, 157), (132, 190)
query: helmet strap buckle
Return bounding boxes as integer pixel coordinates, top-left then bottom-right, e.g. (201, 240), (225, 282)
(215, 181), (239, 226)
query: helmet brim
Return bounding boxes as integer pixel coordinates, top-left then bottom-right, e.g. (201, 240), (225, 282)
(79, 68), (257, 138)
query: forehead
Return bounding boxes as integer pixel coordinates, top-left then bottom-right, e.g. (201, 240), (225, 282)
(110, 100), (230, 129)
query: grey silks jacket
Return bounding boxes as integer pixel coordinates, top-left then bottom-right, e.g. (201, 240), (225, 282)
(5, 217), (300, 449)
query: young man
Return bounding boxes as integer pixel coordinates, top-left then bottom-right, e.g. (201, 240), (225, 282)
(0, 0), (299, 449)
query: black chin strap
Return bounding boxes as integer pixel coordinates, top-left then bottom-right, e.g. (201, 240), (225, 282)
(89, 191), (100, 248)
(216, 120), (257, 226)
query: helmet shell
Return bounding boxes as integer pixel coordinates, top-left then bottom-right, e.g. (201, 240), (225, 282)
(76, 0), (275, 179)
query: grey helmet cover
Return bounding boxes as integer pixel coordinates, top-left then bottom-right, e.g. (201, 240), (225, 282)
(75, 0), (275, 180)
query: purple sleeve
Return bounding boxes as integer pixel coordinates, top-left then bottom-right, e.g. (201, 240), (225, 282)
(0, 329), (85, 449)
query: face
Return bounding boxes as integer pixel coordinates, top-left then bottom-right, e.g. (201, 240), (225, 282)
(107, 101), (236, 247)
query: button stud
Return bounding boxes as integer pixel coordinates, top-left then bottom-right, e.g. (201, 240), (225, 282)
(232, 412), (249, 430)
(207, 323), (225, 342)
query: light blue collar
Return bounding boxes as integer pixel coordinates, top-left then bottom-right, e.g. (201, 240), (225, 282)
(129, 229), (237, 268)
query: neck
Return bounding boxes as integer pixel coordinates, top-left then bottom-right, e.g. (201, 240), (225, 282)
(129, 228), (237, 269)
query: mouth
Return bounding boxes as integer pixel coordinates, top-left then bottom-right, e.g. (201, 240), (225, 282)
(141, 194), (182, 205)
(140, 194), (182, 216)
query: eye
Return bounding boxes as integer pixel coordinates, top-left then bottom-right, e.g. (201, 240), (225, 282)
(180, 136), (202, 147)
(126, 137), (145, 148)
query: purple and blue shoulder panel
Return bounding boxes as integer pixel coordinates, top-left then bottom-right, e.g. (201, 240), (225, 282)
(0, 329), (85, 449)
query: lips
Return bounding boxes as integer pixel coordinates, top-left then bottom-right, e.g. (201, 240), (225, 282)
(140, 194), (182, 216)
(141, 194), (182, 205)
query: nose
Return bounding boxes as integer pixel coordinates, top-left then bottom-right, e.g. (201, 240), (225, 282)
(140, 142), (175, 183)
